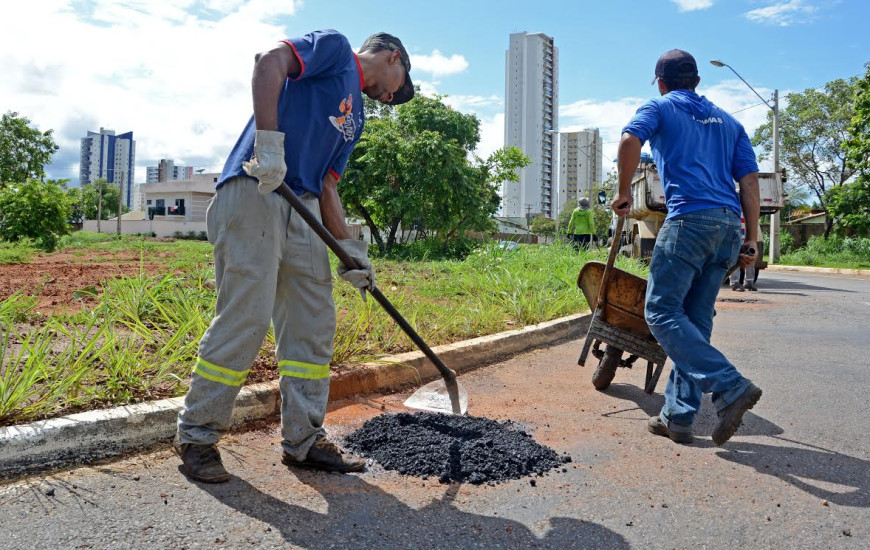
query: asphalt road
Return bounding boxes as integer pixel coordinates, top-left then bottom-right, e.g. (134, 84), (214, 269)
(1, 270), (868, 549)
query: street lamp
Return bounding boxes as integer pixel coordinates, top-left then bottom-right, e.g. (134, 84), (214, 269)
(710, 59), (781, 263)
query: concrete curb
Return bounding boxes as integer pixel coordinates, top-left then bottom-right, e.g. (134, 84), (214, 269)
(765, 265), (870, 277)
(0, 313), (590, 477)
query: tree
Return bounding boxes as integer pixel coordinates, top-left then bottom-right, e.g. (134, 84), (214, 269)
(69, 179), (123, 220)
(0, 112), (59, 187)
(0, 179), (72, 251)
(529, 215), (555, 237)
(752, 78), (858, 237)
(824, 180), (870, 237)
(836, 62), (870, 237)
(341, 95), (529, 252)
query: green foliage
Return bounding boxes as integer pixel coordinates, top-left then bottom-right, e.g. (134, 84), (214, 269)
(529, 216), (555, 237)
(68, 179), (123, 220)
(825, 179), (870, 237)
(0, 112), (59, 186)
(371, 236), (482, 261)
(0, 179), (72, 251)
(752, 78), (858, 221)
(0, 238), (38, 264)
(341, 95), (529, 253)
(778, 230), (795, 254)
(844, 62), (870, 176)
(780, 234), (870, 268)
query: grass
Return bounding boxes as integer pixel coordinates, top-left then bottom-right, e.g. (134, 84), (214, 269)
(0, 232), (646, 426)
(0, 239), (38, 264)
(778, 235), (870, 270)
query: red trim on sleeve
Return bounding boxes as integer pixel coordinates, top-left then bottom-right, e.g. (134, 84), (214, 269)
(281, 40), (305, 81)
(352, 53), (365, 91)
(329, 169), (341, 181)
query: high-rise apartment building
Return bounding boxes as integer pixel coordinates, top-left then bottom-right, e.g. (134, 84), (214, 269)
(80, 128), (136, 208)
(557, 128), (602, 217)
(146, 159), (194, 183)
(503, 31), (559, 219)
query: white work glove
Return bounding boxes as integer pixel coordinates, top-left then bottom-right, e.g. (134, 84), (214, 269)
(337, 239), (375, 301)
(242, 130), (286, 195)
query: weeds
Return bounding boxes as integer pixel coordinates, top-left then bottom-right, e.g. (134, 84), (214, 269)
(1, 232), (645, 426)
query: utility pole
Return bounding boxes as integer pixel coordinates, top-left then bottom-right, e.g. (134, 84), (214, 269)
(770, 90), (780, 263)
(96, 179), (103, 233)
(117, 171), (124, 235)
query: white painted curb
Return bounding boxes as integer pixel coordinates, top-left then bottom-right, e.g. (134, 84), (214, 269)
(766, 265), (870, 277)
(0, 313), (590, 477)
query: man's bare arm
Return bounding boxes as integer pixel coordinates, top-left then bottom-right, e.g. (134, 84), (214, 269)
(252, 43), (301, 131)
(613, 132), (641, 215)
(737, 172), (760, 267)
(320, 172), (353, 240)
(738, 172), (760, 243)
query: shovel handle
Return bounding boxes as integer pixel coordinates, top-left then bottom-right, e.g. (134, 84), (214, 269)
(275, 184), (458, 385)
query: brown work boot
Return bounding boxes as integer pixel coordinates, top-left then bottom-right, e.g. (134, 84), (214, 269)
(647, 416), (694, 444)
(283, 437), (365, 473)
(712, 383), (763, 446)
(173, 435), (230, 483)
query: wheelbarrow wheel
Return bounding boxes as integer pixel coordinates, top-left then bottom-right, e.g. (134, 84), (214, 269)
(592, 345), (621, 391)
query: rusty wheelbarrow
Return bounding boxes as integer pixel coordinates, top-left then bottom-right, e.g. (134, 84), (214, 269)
(577, 216), (668, 394)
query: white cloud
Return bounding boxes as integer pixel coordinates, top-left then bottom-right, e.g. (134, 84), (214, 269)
(744, 0), (818, 26)
(475, 113), (505, 161)
(442, 95), (503, 112)
(671, 0), (714, 12)
(0, 1), (302, 183)
(410, 50), (469, 77)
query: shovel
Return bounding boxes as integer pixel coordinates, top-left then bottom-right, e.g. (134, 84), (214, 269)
(275, 184), (468, 415)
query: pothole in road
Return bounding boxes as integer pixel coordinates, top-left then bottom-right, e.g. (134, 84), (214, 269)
(345, 412), (571, 485)
(718, 298), (760, 303)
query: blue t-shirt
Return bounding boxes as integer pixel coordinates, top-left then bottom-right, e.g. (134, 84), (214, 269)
(622, 89), (758, 219)
(218, 29), (365, 196)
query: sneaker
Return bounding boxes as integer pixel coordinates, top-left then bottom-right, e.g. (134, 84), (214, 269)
(647, 416), (694, 444)
(744, 282), (757, 291)
(712, 383), (763, 446)
(173, 435), (230, 483)
(731, 283), (744, 292)
(283, 437), (365, 473)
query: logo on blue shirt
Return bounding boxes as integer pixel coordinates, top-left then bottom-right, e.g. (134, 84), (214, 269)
(329, 94), (356, 142)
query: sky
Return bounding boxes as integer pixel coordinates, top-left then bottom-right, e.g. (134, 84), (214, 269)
(2, 0), (868, 186)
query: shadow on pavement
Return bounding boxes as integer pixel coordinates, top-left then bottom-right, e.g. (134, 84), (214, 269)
(602, 382), (784, 438)
(715, 437), (870, 508)
(749, 276), (856, 295)
(198, 469), (629, 549)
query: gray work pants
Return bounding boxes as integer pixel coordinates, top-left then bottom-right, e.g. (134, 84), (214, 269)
(177, 176), (336, 461)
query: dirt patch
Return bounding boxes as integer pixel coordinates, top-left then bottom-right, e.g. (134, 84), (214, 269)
(0, 250), (170, 313)
(345, 412), (571, 485)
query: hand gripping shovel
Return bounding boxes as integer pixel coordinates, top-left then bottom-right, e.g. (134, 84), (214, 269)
(276, 184), (468, 415)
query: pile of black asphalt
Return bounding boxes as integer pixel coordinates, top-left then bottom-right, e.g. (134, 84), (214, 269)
(345, 412), (571, 485)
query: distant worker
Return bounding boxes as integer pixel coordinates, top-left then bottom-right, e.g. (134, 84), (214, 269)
(614, 49), (762, 446)
(568, 197), (595, 250)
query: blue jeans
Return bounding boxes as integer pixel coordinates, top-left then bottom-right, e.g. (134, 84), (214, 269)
(645, 208), (752, 431)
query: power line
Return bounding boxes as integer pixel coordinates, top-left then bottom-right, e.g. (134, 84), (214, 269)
(730, 102), (767, 115)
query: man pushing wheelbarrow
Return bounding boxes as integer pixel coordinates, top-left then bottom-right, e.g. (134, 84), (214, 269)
(582, 49), (762, 446)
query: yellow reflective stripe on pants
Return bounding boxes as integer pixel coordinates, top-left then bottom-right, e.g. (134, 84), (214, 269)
(193, 357), (249, 387)
(279, 360), (330, 380)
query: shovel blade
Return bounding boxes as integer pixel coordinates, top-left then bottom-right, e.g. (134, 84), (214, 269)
(404, 379), (468, 415)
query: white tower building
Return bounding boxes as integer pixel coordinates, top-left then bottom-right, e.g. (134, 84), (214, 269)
(557, 128), (602, 217)
(79, 128), (136, 209)
(503, 31), (559, 219)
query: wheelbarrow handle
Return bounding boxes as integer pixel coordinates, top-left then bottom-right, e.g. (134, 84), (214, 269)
(275, 183), (458, 386)
(595, 214), (625, 312)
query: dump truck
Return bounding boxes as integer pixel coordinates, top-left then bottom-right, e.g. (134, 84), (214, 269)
(622, 156), (785, 272)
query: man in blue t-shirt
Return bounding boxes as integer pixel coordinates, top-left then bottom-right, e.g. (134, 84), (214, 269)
(174, 30), (414, 483)
(613, 49), (762, 446)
